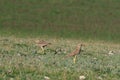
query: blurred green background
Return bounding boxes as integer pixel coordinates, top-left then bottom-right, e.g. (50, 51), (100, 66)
(0, 0), (120, 42)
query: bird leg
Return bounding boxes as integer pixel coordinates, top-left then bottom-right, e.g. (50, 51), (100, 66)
(40, 46), (45, 54)
(73, 55), (77, 64)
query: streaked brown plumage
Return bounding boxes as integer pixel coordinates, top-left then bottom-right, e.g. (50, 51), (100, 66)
(65, 44), (84, 58)
(64, 44), (84, 63)
(35, 40), (51, 53)
(35, 40), (51, 48)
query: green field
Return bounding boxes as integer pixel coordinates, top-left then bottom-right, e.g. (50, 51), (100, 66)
(0, 0), (120, 80)
(0, 37), (120, 80)
(0, 0), (120, 42)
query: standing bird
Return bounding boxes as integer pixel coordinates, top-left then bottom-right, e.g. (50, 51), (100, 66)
(35, 40), (51, 54)
(65, 44), (84, 63)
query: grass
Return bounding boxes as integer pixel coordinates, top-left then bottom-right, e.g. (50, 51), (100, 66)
(0, 0), (120, 79)
(0, 0), (120, 42)
(0, 36), (120, 80)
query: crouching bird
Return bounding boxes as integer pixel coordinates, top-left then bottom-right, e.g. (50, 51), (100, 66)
(65, 44), (85, 63)
(35, 40), (51, 54)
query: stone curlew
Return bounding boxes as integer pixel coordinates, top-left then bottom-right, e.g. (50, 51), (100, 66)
(35, 40), (51, 54)
(65, 44), (85, 63)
